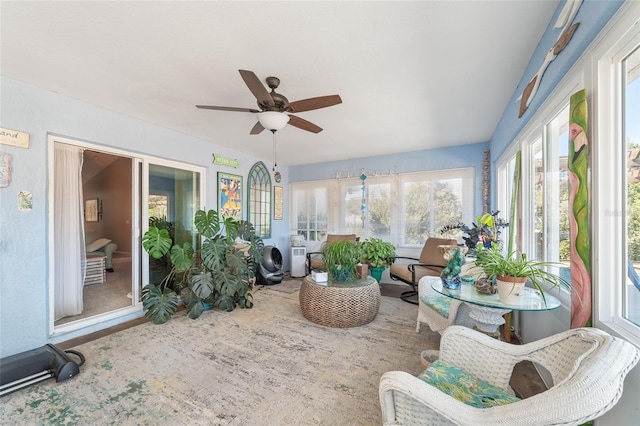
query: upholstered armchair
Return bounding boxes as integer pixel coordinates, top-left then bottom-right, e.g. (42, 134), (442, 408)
(305, 234), (357, 275)
(85, 235), (118, 272)
(379, 326), (640, 426)
(389, 237), (457, 304)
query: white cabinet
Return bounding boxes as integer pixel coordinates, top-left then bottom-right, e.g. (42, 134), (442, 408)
(290, 246), (307, 278)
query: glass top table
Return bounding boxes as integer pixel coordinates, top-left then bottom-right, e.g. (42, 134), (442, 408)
(305, 275), (377, 288)
(428, 276), (561, 336)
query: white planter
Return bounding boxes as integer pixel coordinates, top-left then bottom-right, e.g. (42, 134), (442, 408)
(496, 276), (526, 304)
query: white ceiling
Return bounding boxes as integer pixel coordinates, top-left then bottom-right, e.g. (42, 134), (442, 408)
(0, 1), (558, 166)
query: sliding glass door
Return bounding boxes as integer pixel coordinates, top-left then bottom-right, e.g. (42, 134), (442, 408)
(145, 163), (201, 286)
(51, 136), (204, 333)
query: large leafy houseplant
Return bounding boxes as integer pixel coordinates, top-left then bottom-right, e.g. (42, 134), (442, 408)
(141, 209), (263, 324)
(474, 246), (570, 304)
(440, 210), (508, 253)
(357, 238), (396, 269)
(322, 240), (359, 282)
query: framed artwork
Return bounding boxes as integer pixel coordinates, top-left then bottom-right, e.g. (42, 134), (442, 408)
(218, 172), (243, 220)
(274, 186), (283, 220)
(85, 198), (101, 222)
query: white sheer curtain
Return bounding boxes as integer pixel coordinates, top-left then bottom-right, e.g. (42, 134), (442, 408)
(54, 143), (85, 320)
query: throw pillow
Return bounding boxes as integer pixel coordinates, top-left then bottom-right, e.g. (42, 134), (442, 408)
(86, 238), (112, 252)
(418, 359), (520, 408)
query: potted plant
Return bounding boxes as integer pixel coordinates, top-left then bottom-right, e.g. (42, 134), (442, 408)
(440, 210), (508, 253)
(141, 209), (263, 324)
(357, 238), (396, 282)
(474, 246), (570, 304)
(322, 240), (359, 282)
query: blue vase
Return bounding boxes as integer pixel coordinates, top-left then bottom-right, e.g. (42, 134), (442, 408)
(441, 275), (461, 290)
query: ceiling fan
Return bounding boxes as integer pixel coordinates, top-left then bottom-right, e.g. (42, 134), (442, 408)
(196, 70), (342, 134)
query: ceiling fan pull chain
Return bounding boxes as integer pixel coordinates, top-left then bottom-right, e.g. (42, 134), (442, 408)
(272, 131), (278, 170)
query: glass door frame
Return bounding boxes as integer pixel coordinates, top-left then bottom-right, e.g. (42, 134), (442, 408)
(48, 135), (205, 339)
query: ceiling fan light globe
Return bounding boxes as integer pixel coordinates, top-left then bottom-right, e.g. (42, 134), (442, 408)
(257, 111), (289, 131)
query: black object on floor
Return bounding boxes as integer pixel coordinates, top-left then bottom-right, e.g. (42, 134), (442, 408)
(256, 246), (284, 285)
(0, 344), (85, 397)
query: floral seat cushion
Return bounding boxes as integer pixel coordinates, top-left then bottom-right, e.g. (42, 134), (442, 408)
(419, 291), (452, 318)
(418, 360), (521, 408)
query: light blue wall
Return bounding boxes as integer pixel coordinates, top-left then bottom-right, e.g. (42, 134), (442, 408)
(0, 76), (289, 357)
(490, 0), (624, 161)
(290, 143), (490, 217)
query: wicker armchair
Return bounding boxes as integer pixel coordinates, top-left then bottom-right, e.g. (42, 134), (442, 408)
(416, 276), (474, 334)
(380, 326), (640, 426)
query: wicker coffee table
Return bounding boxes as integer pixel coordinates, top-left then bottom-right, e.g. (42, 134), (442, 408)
(299, 275), (381, 328)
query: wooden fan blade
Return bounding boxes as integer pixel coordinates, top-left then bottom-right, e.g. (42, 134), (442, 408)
(196, 105), (260, 113)
(288, 114), (323, 133)
(285, 95), (342, 113)
(250, 121), (265, 135)
(239, 70), (274, 107)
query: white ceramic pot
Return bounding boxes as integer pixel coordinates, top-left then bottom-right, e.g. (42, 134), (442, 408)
(291, 235), (304, 247)
(496, 275), (526, 304)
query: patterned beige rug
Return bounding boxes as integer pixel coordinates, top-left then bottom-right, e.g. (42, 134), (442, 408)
(0, 288), (439, 425)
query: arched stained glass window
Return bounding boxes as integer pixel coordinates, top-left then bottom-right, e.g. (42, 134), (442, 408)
(248, 162), (272, 238)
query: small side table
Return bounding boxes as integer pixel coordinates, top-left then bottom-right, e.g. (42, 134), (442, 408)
(84, 254), (106, 285)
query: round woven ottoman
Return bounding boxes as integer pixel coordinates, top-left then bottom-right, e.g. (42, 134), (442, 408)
(299, 275), (381, 328)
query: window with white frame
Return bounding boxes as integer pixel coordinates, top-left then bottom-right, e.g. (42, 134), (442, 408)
(624, 45), (640, 328)
(340, 178), (393, 242)
(496, 150), (520, 252)
(596, 15), (640, 340)
(290, 168), (474, 247)
(497, 102), (573, 298)
(496, 2), (640, 343)
(291, 181), (332, 242)
(399, 170), (474, 247)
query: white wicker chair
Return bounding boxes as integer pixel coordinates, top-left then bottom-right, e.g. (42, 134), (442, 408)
(416, 276), (475, 334)
(380, 325), (640, 426)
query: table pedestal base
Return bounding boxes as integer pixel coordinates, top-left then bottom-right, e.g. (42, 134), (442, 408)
(467, 305), (512, 337)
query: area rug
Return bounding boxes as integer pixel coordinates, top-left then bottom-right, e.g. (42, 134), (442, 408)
(0, 288), (437, 425)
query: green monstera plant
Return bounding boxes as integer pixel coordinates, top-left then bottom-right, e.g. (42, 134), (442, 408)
(141, 209), (263, 324)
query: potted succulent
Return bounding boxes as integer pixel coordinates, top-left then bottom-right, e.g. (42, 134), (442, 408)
(357, 238), (396, 282)
(322, 240), (359, 282)
(141, 209), (263, 324)
(474, 246), (570, 304)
